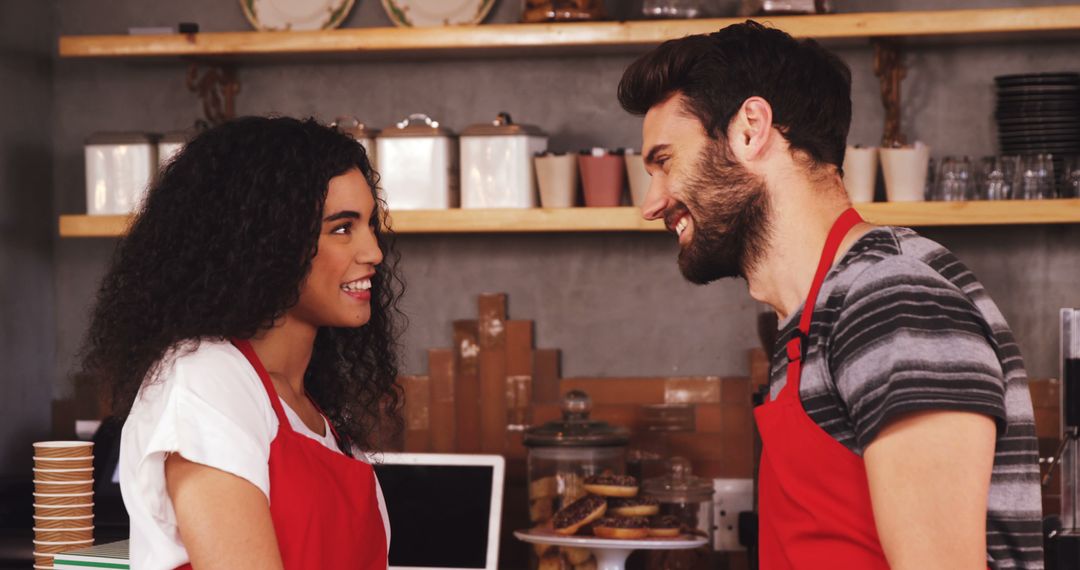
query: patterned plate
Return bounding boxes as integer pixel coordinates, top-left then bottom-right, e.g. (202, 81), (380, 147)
(241, 0), (355, 31)
(381, 0), (495, 27)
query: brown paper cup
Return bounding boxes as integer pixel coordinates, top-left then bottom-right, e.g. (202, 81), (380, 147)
(34, 504), (94, 518)
(33, 493), (94, 507)
(34, 528), (94, 543)
(34, 566), (54, 570)
(35, 481), (93, 495)
(34, 469), (94, 482)
(579, 154), (627, 207)
(33, 539), (94, 554)
(34, 515), (94, 529)
(33, 553), (54, 567)
(33, 441), (93, 459)
(34, 457), (93, 470)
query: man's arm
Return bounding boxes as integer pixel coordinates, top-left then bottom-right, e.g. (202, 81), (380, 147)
(863, 409), (996, 570)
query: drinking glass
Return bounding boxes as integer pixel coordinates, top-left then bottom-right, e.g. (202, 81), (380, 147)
(983, 155), (1019, 201)
(936, 155), (974, 201)
(1063, 154), (1080, 199)
(1014, 154), (1057, 200)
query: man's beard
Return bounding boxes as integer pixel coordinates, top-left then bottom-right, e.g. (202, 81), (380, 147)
(669, 139), (772, 284)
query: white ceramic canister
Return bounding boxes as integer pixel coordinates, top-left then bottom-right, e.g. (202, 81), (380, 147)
(84, 132), (157, 215)
(376, 114), (459, 210)
(332, 116), (380, 165)
(460, 112), (548, 209)
(157, 131), (191, 170)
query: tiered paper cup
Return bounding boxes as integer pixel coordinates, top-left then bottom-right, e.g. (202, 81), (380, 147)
(33, 441), (94, 569)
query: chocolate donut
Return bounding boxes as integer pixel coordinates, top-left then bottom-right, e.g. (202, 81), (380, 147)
(593, 516), (650, 539)
(647, 514), (683, 538)
(608, 496), (660, 517)
(583, 474), (639, 498)
(553, 494), (607, 536)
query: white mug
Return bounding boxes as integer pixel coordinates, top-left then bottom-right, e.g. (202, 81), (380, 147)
(842, 146), (878, 203)
(880, 143), (931, 202)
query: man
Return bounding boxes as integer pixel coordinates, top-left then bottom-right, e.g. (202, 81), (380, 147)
(618, 21), (1043, 570)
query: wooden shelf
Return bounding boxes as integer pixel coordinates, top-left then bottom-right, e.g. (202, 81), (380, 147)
(58, 6), (1080, 60)
(58, 200), (1080, 237)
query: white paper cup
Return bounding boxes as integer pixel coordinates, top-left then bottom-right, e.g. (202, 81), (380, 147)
(880, 144), (931, 202)
(624, 152), (651, 207)
(842, 146), (879, 203)
(534, 154), (578, 208)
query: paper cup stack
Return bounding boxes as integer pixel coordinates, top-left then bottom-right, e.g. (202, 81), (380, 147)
(33, 441), (94, 569)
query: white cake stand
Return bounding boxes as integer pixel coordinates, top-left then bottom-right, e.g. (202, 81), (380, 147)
(515, 528), (708, 570)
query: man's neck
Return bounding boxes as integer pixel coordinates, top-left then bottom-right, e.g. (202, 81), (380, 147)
(745, 172), (870, 321)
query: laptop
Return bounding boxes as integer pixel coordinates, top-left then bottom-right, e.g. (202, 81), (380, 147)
(373, 452), (505, 570)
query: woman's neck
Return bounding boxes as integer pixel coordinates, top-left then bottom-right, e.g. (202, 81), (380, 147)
(248, 315), (317, 398)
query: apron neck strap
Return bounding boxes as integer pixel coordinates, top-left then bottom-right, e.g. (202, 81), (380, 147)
(787, 207), (864, 363)
(231, 338), (290, 425)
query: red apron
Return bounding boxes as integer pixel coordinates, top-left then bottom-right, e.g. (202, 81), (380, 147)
(176, 338), (387, 570)
(753, 208), (890, 569)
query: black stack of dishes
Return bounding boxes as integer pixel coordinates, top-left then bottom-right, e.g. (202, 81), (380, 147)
(995, 72), (1080, 195)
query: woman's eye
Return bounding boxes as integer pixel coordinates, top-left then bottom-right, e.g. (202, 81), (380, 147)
(331, 222), (353, 235)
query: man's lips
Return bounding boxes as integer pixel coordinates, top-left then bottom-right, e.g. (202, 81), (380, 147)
(663, 205), (691, 239)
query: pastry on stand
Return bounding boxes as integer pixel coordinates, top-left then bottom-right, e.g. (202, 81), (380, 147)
(514, 528), (708, 570)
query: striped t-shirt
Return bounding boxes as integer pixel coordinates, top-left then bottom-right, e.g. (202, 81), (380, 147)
(768, 226), (1043, 569)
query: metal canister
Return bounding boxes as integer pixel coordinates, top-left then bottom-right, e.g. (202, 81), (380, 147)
(376, 113), (458, 210)
(460, 112), (547, 209)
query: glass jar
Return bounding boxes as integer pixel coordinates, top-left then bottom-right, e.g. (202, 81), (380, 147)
(642, 0), (706, 19)
(522, 0), (605, 23)
(628, 404), (694, 484)
(524, 390), (629, 569)
(642, 457), (716, 570)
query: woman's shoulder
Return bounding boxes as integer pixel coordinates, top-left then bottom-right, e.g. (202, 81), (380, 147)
(131, 338), (274, 425)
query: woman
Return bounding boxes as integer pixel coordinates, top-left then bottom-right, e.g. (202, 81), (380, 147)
(78, 116), (404, 569)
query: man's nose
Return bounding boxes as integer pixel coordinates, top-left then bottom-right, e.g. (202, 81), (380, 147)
(641, 178), (673, 221)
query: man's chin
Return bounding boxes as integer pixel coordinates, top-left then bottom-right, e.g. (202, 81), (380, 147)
(677, 249), (740, 285)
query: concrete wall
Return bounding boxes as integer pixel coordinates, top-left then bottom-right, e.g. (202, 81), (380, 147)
(0, 0), (55, 477)
(47, 0), (1080, 412)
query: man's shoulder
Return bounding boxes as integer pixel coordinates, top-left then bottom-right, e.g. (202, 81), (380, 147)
(836, 226), (968, 298)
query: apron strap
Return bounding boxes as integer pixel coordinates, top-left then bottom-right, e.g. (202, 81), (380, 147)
(230, 338), (291, 427)
(785, 207), (864, 385)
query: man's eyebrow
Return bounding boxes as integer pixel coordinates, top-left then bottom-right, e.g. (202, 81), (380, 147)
(645, 144), (670, 167)
(323, 210), (361, 222)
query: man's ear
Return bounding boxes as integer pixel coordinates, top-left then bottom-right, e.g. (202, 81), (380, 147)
(727, 96), (774, 163)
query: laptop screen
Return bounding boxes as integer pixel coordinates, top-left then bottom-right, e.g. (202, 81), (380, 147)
(373, 453), (505, 570)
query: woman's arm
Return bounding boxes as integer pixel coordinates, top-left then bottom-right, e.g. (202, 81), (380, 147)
(165, 453), (284, 570)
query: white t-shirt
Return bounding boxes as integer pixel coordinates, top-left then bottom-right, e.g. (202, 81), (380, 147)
(119, 339), (390, 570)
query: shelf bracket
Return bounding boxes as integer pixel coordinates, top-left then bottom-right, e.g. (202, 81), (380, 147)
(872, 38), (907, 148)
(186, 63), (240, 128)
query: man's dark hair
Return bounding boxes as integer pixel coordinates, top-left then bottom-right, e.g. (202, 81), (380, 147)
(618, 21), (853, 170)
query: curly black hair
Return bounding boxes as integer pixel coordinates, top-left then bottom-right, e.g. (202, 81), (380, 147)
(77, 116), (405, 452)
